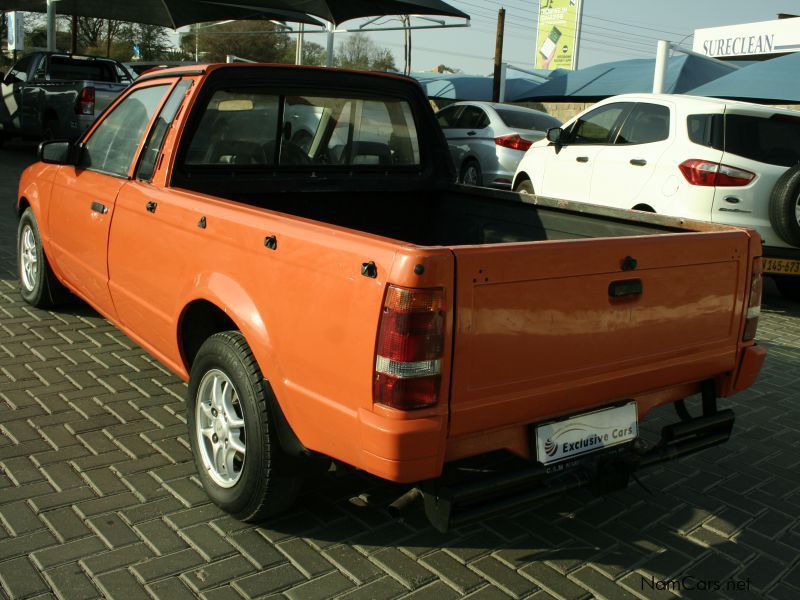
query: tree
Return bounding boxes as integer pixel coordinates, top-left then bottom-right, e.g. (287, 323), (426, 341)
(334, 33), (396, 72)
(119, 23), (172, 61)
(182, 21), (295, 63)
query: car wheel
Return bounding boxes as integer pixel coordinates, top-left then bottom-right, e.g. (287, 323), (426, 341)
(188, 331), (302, 522)
(514, 179), (534, 195)
(774, 276), (800, 302)
(769, 164), (800, 246)
(460, 160), (482, 186)
(17, 207), (69, 308)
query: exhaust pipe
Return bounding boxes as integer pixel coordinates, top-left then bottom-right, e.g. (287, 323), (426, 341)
(386, 487), (422, 520)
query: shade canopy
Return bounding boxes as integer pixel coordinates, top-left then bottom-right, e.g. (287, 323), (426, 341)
(515, 54), (739, 102)
(413, 72), (547, 102)
(218, 0), (469, 25)
(0, 0), (467, 28)
(690, 52), (800, 104)
(0, 0), (324, 28)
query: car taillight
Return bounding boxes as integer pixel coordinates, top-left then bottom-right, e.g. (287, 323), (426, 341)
(743, 258), (763, 341)
(495, 134), (532, 152)
(679, 159), (755, 187)
(76, 87), (95, 116)
(373, 285), (444, 410)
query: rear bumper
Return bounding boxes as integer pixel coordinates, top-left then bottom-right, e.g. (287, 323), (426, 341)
(421, 406), (735, 532)
(763, 245), (800, 260)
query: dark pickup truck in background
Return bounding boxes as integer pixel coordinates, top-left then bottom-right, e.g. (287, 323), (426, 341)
(0, 51), (132, 144)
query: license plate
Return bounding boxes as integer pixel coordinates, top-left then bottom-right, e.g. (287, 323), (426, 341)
(535, 402), (638, 465)
(764, 257), (800, 275)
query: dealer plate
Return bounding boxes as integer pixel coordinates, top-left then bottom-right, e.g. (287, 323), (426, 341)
(535, 402), (638, 465)
(764, 258), (800, 276)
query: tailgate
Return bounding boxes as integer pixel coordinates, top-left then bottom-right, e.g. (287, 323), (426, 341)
(448, 231), (750, 437)
(92, 82), (128, 115)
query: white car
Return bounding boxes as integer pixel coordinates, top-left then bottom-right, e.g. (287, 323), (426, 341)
(513, 93), (800, 300)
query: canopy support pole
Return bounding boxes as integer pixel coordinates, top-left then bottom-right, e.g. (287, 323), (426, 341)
(295, 23), (304, 65)
(653, 39), (670, 94)
(46, 0), (56, 51)
(326, 22), (334, 67)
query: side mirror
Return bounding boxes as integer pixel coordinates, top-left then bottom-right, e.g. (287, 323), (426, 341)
(546, 127), (563, 144)
(38, 141), (79, 165)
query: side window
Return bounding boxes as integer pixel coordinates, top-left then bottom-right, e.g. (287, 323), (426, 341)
(687, 113), (723, 150)
(455, 106), (489, 129)
(567, 103), (629, 144)
(5, 54), (35, 84)
(137, 80), (192, 181)
(81, 84), (170, 177)
(616, 104), (670, 144)
(184, 89), (280, 165)
(436, 106), (462, 129)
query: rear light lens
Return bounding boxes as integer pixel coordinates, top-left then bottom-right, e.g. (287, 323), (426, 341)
(679, 159), (755, 187)
(75, 86), (95, 116)
(743, 258), (763, 341)
(495, 134), (532, 152)
(373, 286), (444, 410)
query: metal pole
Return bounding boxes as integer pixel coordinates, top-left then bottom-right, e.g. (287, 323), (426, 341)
(326, 22), (334, 67)
(295, 23), (304, 65)
(71, 14), (78, 54)
(653, 39), (670, 94)
(46, 0), (56, 51)
(194, 24), (199, 62)
(492, 8), (505, 103)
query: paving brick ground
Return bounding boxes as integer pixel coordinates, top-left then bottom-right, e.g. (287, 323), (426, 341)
(1, 140), (799, 599)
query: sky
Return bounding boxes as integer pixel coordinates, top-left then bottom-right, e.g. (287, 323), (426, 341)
(287, 0), (800, 75)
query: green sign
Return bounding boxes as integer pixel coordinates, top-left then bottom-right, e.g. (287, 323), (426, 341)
(534, 0), (583, 70)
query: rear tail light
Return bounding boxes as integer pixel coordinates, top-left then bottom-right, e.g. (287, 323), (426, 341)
(373, 286), (444, 410)
(679, 159), (755, 187)
(743, 258), (763, 341)
(495, 134), (532, 152)
(75, 86), (95, 116)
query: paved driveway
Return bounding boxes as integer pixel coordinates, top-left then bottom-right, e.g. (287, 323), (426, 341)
(1, 141), (799, 599)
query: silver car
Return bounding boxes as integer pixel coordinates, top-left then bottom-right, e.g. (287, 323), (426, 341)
(435, 101), (562, 188)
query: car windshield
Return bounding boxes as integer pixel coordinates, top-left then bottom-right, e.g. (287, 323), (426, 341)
(495, 108), (561, 131)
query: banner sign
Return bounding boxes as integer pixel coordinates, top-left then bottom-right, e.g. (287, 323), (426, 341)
(7, 12), (25, 52)
(693, 18), (800, 58)
(534, 0), (583, 70)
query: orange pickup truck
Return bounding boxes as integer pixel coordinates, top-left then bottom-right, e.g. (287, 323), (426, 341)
(16, 64), (766, 531)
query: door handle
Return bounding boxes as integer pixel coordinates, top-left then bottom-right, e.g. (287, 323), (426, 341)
(609, 278), (643, 298)
(146, 201), (157, 213)
(90, 201), (108, 214)
(576, 156), (589, 163)
(630, 159), (647, 166)
(467, 131), (476, 136)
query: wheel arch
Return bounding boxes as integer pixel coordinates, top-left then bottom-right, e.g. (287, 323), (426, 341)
(512, 171), (530, 190)
(632, 203), (656, 213)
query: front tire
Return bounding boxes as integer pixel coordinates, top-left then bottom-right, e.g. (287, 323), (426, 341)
(17, 207), (68, 308)
(187, 331), (301, 521)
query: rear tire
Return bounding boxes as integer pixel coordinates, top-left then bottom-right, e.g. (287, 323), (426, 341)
(514, 179), (534, 194)
(460, 160), (482, 186)
(187, 331), (302, 522)
(17, 208), (69, 309)
(769, 165), (800, 246)
(774, 276), (800, 302)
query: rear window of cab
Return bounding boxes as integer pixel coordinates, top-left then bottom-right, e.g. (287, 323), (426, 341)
(182, 88), (421, 169)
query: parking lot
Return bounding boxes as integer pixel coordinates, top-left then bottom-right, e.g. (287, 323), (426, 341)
(1, 140), (799, 599)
